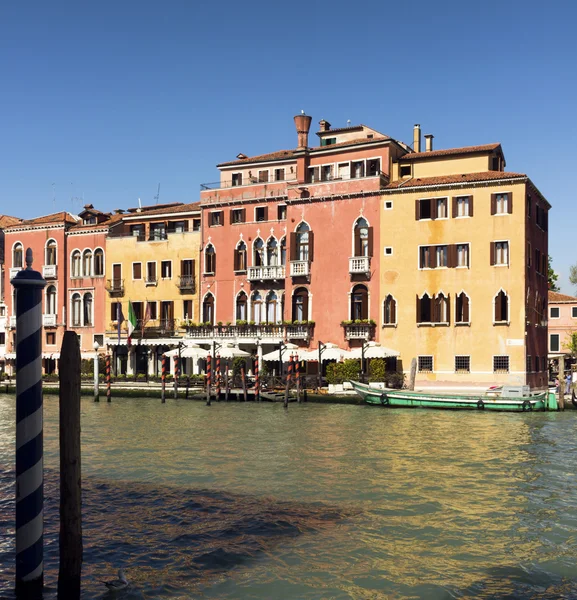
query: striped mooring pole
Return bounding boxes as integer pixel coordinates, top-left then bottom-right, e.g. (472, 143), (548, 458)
(173, 355), (179, 399)
(12, 249), (46, 597)
(206, 354), (212, 406)
(215, 354), (221, 400)
(106, 353), (112, 402)
(254, 356), (260, 402)
(161, 354), (167, 403)
(295, 357), (300, 402)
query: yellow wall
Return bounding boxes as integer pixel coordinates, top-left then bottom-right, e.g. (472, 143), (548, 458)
(393, 154), (493, 180)
(105, 230), (201, 334)
(380, 180), (530, 386)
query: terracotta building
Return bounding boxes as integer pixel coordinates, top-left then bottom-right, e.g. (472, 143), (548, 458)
(548, 291), (577, 357)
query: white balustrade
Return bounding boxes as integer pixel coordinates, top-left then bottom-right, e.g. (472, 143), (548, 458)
(289, 261), (310, 277)
(42, 314), (57, 327)
(42, 265), (58, 278)
(348, 256), (371, 274)
(247, 265), (286, 281)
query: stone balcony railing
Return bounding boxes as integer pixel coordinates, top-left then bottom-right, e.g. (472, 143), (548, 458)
(342, 322), (375, 340)
(289, 261), (310, 277)
(349, 256), (371, 274)
(185, 322), (314, 341)
(9, 267), (21, 279)
(42, 314), (57, 327)
(42, 265), (58, 278)
(9, 316), (16, 329)
(247, 265), (286, 282)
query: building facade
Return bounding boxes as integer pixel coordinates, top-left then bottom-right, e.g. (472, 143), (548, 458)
(548, 291), (577, 357)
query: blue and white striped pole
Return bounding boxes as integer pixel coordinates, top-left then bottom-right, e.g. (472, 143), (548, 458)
(11, 249), (46, 597)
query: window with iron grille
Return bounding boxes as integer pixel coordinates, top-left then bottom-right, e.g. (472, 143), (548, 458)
(418, 356), (433, 373)
(493, 356), (510, 373)
(455, 356), (470, 373)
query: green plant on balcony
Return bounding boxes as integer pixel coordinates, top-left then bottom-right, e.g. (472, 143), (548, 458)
(236, 320), (248, 327)
(342, 319), (375, 326)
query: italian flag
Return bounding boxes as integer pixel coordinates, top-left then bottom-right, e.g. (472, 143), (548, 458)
(127, 300), (137, 345)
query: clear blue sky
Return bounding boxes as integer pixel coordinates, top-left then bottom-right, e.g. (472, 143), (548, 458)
(1, 1), (576, 292)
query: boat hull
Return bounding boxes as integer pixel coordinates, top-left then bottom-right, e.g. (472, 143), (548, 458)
(349, 381), (549, 412)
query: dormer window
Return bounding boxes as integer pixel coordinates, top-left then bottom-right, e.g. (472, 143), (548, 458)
(83, 216), (96, 225)
(400, 164), (412, 178)
(320, 137), (337, 146)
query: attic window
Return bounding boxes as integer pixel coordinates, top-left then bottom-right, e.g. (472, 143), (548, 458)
(83, 216), (96, 225)
(400, 164), (412, 178)
(491, 156), (501, 171)
(367, 134), (374, 139)
(320, 137), (337, 146)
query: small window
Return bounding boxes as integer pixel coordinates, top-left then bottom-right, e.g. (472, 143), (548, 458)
(93, 334), (104, 347)
(111, 302), (121, 321)
(183, 299), (193, 320)
(321, 137), (337, 146)
(210, 211), (223, 227)
(493, 356), (510, 373)
(456, 244), (470, 268)
(192, 219), (201, 231)
(400, 164), (411, 178)
(527, 195), (532, 218)
(535, 356), (539, 372)
(493, 193), (510, 215)
(494, 290), (509, 323)
(417, 198), (432, 220)
(274, 168), (285, 181)
(46, 332), (56, 345)
(436, 198), (448, 219)
(572, 307), (577, 319)
(0, 332), (4, 345)
(321, 165), (333, 181)
(550, 307), (560, 319)
(277, 205), (287, 220)
(454, 196), (471, 217)
(258, 170), (269, 183)
(232, 173), (243, 187)
(146, 262), (157, 284)
(255, 206), (267, 222)
(231, 209), (245, 224)
(384, 247), (393, 256)
(384, 200), (393, 210)
(493, 241), (509, 266)
(435, 245), (448, 268)
(132, 263), (142, 280)
(94, 249), (104, 276)
(455, 292), (470, 324)
(455, 356), (470, 373)
(383, 295), (396, 325)
(550, 334), (560, 352)
(147, 301), (157, 320)
(161, 261), (172, 279)
(418, 356), (433, 373)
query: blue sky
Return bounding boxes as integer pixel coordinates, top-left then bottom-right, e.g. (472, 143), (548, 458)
(1, 0), (576, 292)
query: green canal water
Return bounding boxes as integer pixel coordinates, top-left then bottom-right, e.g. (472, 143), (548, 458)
(1, 395), (577, 599)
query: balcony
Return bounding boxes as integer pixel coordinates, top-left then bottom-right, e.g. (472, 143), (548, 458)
(286, 323), (314, 340)
(9, 316), (16, 329)
(42, 265), (58, 279)
(349, 256), (371, 275)
(132, 319), (176, 338)
(177, 275), (195, 292)
(342, 322), (376, 340)
(290, 261), (310, 278)
(105, 279), (124, 295)
(145, 276), (158, 287)
(185, 323), (286, 341)
(42, 314), (57, 327)
(9, 267), (21, 279)
(247, 265), (286, 282)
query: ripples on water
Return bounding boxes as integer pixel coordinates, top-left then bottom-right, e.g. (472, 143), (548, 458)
(1, 395), (577, 599)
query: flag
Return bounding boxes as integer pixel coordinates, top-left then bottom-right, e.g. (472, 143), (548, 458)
(117, 303), (125, 345)
(127, 300), (137, 345)
(142, 301), (151, 338)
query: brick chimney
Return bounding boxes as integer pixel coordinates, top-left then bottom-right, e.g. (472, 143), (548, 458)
(413, 124), (421, 153)
(294, 112), (312, 149)
(319, 119), (331, 132)
(424, 134), (434, 152)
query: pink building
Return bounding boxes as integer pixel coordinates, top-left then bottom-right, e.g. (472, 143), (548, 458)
(3, 206), (118, 373)
(548, 290), (577, 357)
(195, 114), (409, 372)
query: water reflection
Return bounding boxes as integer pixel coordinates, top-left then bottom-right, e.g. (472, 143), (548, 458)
(0, 396), (577, 598)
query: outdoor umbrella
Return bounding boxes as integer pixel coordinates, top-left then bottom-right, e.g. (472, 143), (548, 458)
(301, 342), (351, 362)
(164, 344), (209, 359)
(215, 343), (250, 359)
(348, 342), (400, 359)
(262, 342), (308, 361)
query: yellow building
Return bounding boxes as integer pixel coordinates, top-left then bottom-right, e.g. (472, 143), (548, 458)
(381, 127), (549, 389)
(104, 202), (201, 375)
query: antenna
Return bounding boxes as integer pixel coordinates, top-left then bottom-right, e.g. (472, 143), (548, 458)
(154, 183), (160, 204)
(138, 197), (142, 209)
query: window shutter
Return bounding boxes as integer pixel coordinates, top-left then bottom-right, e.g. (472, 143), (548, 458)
(452, 196), (458, 218)
(361, 289), (368, 320)
(463, 294), (469, 322)
(354, 229), (361, 257)
(302, 292), (309, 321)
(191, 260), (196, 281)
(491, 193), (497, 215)
(233, 249), (239, 271)
(229, 210), (234, 225)
(415, 200), (420, 220)
(308, 230), (314, 261)
(416, 295), (421, 323)
(469, 196), (474, 217)
(367, 227), (374, 257)
(490, 241), (495, 266)
(495, 293), (502, 322)
(289, 232), (297, 261)
(212, 251), (216, 274)
(507, 192), (513, 214)
(446, 294), (451, 324)
(391, 298), (396, 324)
(449, 245), (457, 268)
(431, 199), (438, 220)
(433, 295), (440, 323)
(262, 206), (268, 221)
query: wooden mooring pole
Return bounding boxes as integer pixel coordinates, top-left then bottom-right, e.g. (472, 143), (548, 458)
(161, 354), (166, 403)
(173, 355), (179, 399)
(215, 354), (221, 401)
(225, 360), (230, 401)
(58, 331), (83, 599)
(106, 353), (111, 402)
(409, 357), (417, 391)
(284, 354), (294, 408)
(241, 365), (248, 402)
(558, 355), (565, 411)
(254, 356), (260, 402)
(295, 358), (300, 402)
(206, 355), (212, 406)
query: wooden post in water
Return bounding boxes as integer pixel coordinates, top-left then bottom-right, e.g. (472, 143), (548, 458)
(58, 331), (83, 599)
(215, 354), (221, 401)
(254, 356), (260, 402)
(225, 360), (230, 401)
(284, 354), (294, 408)
(409, 357), (417, 391)
(206, 355), (212, 406)
(241, 365), (248, 402)
(173, 355), (179, 399)
(161, 354), (166, 403)
(106, 353), (111, 402)
(558, 355), (565, 411)
(295, 358), (300, 402)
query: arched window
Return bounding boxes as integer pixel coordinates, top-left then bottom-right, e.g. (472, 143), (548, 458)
(234, 241), (247, 272)
(94, 248), (104, 276)
(265, 291), (278, 323)
(71, 293), (82, 326)
(292, 287), (309, 322)
(417, 293), (432, 323)
(266, 238), (278, 266)
(82, 250), (92, 277)
(83, 293), (93, 326)
(295, 222), (311, 261)
(202, 293), (215, 324)
(71, 250), (81, 278)
(251, 292), (263, 324)
(434, 292), (450, 323)
(45, 240), (57, 265)
(46, 285), (57, 315)
(253, 238), (264, 267)
(236, 292), (247, 321)
(280, 237), (286, 266)
(383, 295), (396, 325)
(494, 290), (509, 323)
(353, 218), (372, 257)
(13, 243), (23, 268)
(456, 292), (470, 324)
(351, 284), (368, 320)
(204, 244), (216, 274)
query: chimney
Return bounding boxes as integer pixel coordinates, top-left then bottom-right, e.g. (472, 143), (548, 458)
(114, 208), (124, 214)
(319, 119), (331, 132)
(424, 134), (434, 152)
(413, 124), (421, 153)
(294, 112), (312, 149)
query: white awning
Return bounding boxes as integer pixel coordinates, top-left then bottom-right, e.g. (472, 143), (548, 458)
(262, 343), (309, 362)
(215, 343), (250, 359)
(164, 344), (209, 359)
(348, 342), (400, 359)
(301, 343), (351, 362)
(105, 337), (179, 347)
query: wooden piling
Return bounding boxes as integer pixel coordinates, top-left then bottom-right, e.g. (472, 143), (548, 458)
(254, 356), (260, 402)
(295, 358), (300, 402)
(215, 354), (221, 401)
(206, 355), (212, 406)
(105, 353), (111, 402)
(558, 355), (565, 411)
(225, 360), (230, 401)
(284, 354), (294, 408)
(161, 354), (166, 403)
(58, 331), (83, 599)
(173, 355), (179, 399)
(241, 365), (248, 402)
(409, 357), (417, 391)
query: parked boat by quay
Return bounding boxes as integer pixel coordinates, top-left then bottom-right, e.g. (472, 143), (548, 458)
(349, 381), (557, 412)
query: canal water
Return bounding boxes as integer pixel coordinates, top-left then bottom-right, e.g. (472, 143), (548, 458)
(1, 395), (577, 599)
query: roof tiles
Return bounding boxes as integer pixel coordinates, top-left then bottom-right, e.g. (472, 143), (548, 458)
(385, 170), (526, 189)
(399, 143), (502, 161)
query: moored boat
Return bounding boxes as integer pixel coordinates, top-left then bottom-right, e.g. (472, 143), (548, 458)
(349, 381), (555, 412)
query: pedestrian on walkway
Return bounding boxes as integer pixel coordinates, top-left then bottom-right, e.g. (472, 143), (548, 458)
(566, 372), (572, 396)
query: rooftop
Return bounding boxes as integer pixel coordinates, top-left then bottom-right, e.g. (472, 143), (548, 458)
(399, 143), (502, 161)
(385, 170), (525, 189)
(548, 291), (577, 303)
(6, 211), (78, 229)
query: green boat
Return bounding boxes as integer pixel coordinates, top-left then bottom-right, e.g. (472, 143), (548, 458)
(349, 381), (556, 412)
